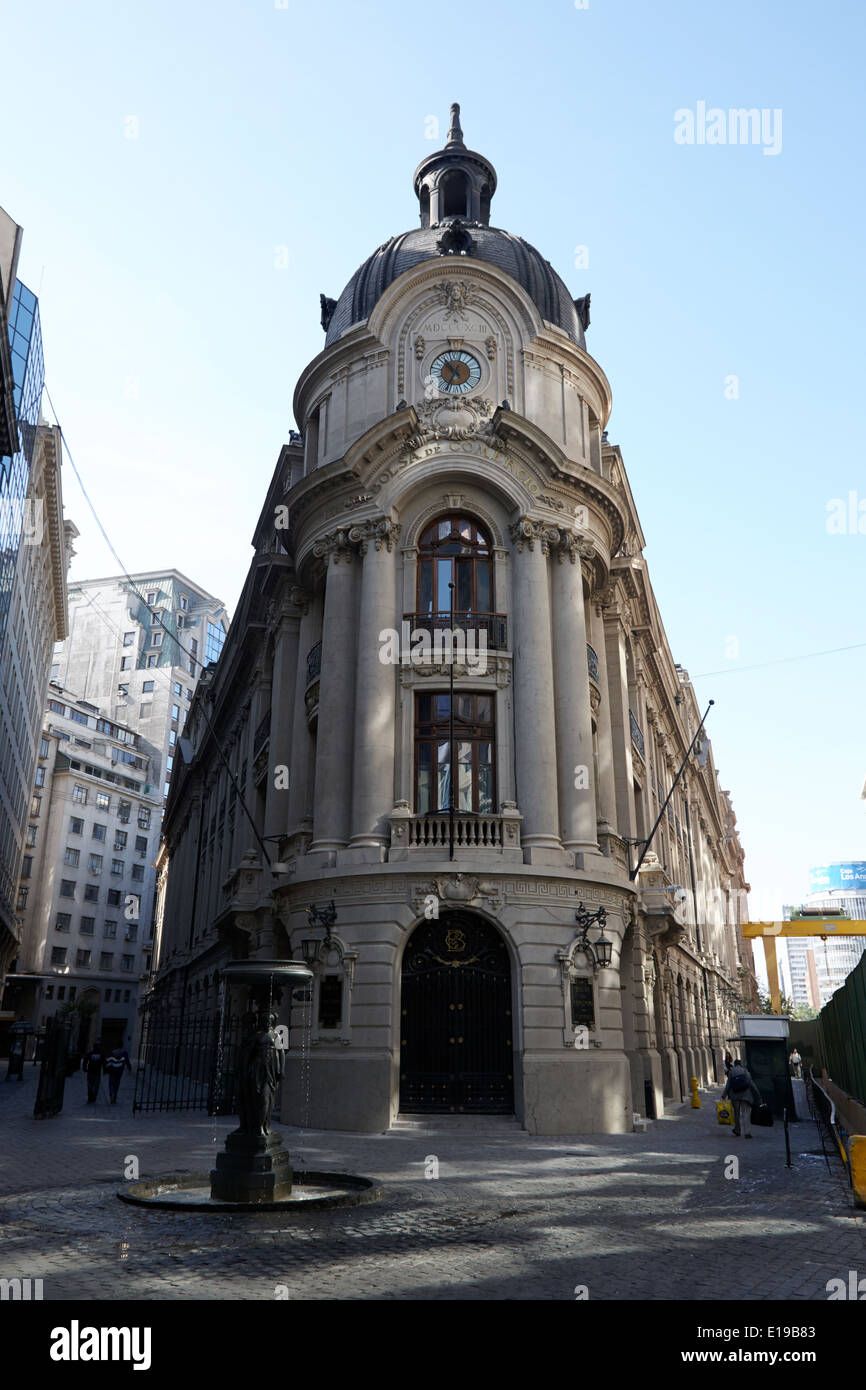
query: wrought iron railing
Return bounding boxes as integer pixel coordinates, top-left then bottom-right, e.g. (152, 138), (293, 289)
(586, 643), (599, 682)
(253, 711), (271, 757)
(629, 709), (645, 760)
(306, 642), (322, 684)
(402, 612), (508, 651)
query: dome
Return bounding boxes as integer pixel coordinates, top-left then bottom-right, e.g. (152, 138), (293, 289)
(322, 104), (588, 350)
(324, 224), (586, 349)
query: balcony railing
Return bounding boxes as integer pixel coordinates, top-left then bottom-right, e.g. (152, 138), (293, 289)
(629, 709), (645, 760)
(402, 612), (508, 652)
(586, 643), (599, 682)
(408, 812), (506, 850)
(306, 642), (322, 684)
(253, 711), (271, 757)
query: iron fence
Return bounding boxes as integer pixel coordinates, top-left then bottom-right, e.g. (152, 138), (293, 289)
(132, 1008), (245, 1115)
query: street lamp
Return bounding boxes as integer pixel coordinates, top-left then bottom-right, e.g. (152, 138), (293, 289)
(306, 900), (337, 954)
(573, 903), (613, 972)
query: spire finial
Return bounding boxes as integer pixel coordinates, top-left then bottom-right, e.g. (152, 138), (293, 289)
(446, 102), (465, 148)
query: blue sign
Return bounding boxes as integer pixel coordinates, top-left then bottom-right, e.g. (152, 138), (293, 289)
(809, 862), (866, 893)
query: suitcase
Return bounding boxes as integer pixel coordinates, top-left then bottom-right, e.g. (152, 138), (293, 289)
(751, 1102), (773, 1127)
(716, 1100), (734, 1126)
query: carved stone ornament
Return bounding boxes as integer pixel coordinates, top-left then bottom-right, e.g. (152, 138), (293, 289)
(312, 527), (356, 564)
(437, 278), (476, 312)
(508, 517), (564, 557)
(436, 222), (477, 258)
(405, 395), (494, 450)
(485, 335), (497, 361)
(414, 334), (425, 361)
(347, 517), (401, 554)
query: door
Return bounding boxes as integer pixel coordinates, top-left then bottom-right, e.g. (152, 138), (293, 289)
(400, 912), (514, 1113)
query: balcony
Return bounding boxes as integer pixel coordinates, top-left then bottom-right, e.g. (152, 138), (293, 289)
(402, 613), (508, 653)
(389, 802), (523, 861)
(586, 643), (599, 682)
(253, 711), (271, 757)
(629, 709), (645, 761)
(306, 642), (322, 684)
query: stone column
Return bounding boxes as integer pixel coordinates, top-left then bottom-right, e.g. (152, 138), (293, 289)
(311, 530), (359, 853)
(287, 590), (317, 847)
(603, 600), (636, 842)
(589, 599), (617, 836)
(348, 519), (400, 857)
(550, 530), (597, 854)
(509, 518), (560, 857)
(264, 598), (301, 842)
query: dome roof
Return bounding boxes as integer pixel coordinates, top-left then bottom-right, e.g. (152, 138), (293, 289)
(324, 223), (586, 349)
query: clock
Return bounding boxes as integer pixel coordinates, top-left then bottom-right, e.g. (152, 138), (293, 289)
(430, 350), (482, 395)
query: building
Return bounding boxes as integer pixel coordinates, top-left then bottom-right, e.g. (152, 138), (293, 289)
(153, 106), (754, 1134)
(5, 690), (162, 1050)
(782, 862), (866, 1010)
(0, 208), (76, 992)
(6, 571), (229, 1039)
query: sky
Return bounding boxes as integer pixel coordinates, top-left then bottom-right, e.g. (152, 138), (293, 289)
(3, 0), (864, 922)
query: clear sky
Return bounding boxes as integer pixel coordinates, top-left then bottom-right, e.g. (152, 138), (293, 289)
(4, 0), (864, 921)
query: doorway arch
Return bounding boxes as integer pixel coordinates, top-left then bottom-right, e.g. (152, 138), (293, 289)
(399, 911), (514, 1114)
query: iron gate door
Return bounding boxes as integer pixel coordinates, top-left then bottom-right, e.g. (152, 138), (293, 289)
(400, 912), (514, 1113)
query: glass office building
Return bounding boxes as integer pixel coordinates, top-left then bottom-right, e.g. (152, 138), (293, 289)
(0, 281), (44, 647)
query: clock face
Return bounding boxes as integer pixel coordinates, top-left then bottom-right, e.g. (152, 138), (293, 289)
(430, 350), (482, 395)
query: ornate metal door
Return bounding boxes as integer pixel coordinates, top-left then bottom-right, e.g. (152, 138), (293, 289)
(400, 912), (514, 1113)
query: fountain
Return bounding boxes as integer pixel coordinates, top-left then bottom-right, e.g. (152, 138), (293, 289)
(119, 960), (381, 1213)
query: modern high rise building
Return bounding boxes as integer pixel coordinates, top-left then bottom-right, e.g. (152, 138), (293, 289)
(0, 207), (76, 991)
(151, 107), (754, 1135)
(782, 862), (866, 1009)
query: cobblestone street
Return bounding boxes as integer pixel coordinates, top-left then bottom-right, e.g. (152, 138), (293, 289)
(1, 1068), (863, 1301)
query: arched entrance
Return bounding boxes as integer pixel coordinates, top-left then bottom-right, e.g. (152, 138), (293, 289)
(400, 911), (514, 1114)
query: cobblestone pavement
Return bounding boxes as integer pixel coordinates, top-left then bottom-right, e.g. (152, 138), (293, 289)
(1, 1067), (863, 1300)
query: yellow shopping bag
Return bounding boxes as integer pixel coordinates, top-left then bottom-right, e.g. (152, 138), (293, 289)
(716, 1100), (734, 1126)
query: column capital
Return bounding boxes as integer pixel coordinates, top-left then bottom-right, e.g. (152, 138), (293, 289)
(348, 516), (401, 555)
(508, 516), (561, 556)
(312, 527), (358, 564)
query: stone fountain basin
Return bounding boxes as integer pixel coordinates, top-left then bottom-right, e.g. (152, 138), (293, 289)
(118, 1170), (382, 1213)
(220, 960), (313, 986)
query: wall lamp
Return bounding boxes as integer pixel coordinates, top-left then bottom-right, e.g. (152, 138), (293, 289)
(573, 903), (613, 971)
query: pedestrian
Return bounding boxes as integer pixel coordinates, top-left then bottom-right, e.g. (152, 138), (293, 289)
(81, 1038), (106, 1103)
(104, 1045), (132, 1104)
(723, 1050), (734, 1076)
(722, 1058), (762, 1137)
(789, 1048), (802, 1080)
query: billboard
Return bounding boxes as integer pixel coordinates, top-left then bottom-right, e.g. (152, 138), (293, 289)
(809, 862), (866, 894)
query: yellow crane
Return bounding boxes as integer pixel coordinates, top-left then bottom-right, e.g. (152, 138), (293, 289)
(742, 918), (866, 1011)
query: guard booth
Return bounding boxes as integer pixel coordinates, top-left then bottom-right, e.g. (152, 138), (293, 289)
(737, 1015), (797, 1121)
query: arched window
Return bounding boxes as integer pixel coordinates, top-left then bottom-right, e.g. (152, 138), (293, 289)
(440, 170), (469, 218)
(417, 515), (492, 618)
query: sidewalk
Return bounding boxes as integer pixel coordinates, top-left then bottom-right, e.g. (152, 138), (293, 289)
(1, 1068), (863, 1300)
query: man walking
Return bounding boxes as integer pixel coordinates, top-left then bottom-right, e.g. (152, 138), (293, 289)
(104, 1044), (132, 1105)
(722, 1058), (762, 1137)
(81, 1038), (106, 1103)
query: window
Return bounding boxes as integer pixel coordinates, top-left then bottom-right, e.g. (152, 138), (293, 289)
(20, 855), (33, 879)
(72, 785), (87, 804)
(70, 709), (88, 726)
(151, 631), (163, 648)
(169, 730), (177, 747)
(92, 823), (107, 842)
(131, 863), (145, 882)
(56, 986), (66, 1000)
(111, 859), (124, 876)
(69, 817), (83, 835)
(118, 683), (130, 699)
(180, 595), (188, 611)
(16, 887), (29, 910)
(120, 656), (132, 671)
(142, 681), (154, 693)
(34, 766), (46, 787)
(100, 953), (113, 970)
(186, 688), (192, 701)
(121, 955), (134, 972)
(135, 835), (147, 853)
(174, 682), (182, 697)
(138, 809), (151, 830)
(147, 654), (158, 667)
(104, 920), (117, 938)
(63, 847), (80, 867)
(124, 990), (131, 1002)
(83, 884), (99, 903)
(114, 831), (128, 851)
(171, 704), (180, 722)
(48, 698), (65, 715)
(417, 514), (493, 622)
(25, 825), (37, 847)
(51, 947), (67, 966)
(151, 611), (162, 627)
(39, 736), (50, 757)
(107, 890), (122, 907)
(104, 988), (111, 1001)
(190, 638), (198, 657)
(414, 692), (495, 814)
(55, 913), (71, 932)
(118, 801), (131, 823)
(45, 986), (54, 1000)
(123, 631), (135, 646)
(125, 924), (138, 942)
(166, 756), (173, 773)
(164, 783), (171, 799)
(205, 621), (225, 665)
(31, 795), (42, 817)
(146, 592), (156, 605)
(76, 949), (92, 968)
(318, 975), (343, 1030)
(80, 917), (95, 935)
(96, 792), (110, 810)
(88, 854), (103, 874)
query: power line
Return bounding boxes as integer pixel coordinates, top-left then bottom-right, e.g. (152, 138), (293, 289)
(694, 639), (866, 679)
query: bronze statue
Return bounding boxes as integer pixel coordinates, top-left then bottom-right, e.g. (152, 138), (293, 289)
(236, 1012), (284, 1138)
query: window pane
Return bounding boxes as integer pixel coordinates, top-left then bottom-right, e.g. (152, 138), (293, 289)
(417, 767), (432, 815)
(456, 559), (472, 612)
(435, 694), (450, 721)
(477, 562), (491, 612)
(418, 561), (433, 614)
(476, 695), (492, 723)
(435, 559), (453, 611)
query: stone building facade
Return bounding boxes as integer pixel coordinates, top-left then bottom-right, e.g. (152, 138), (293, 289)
(154, 107), (755, 1134)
